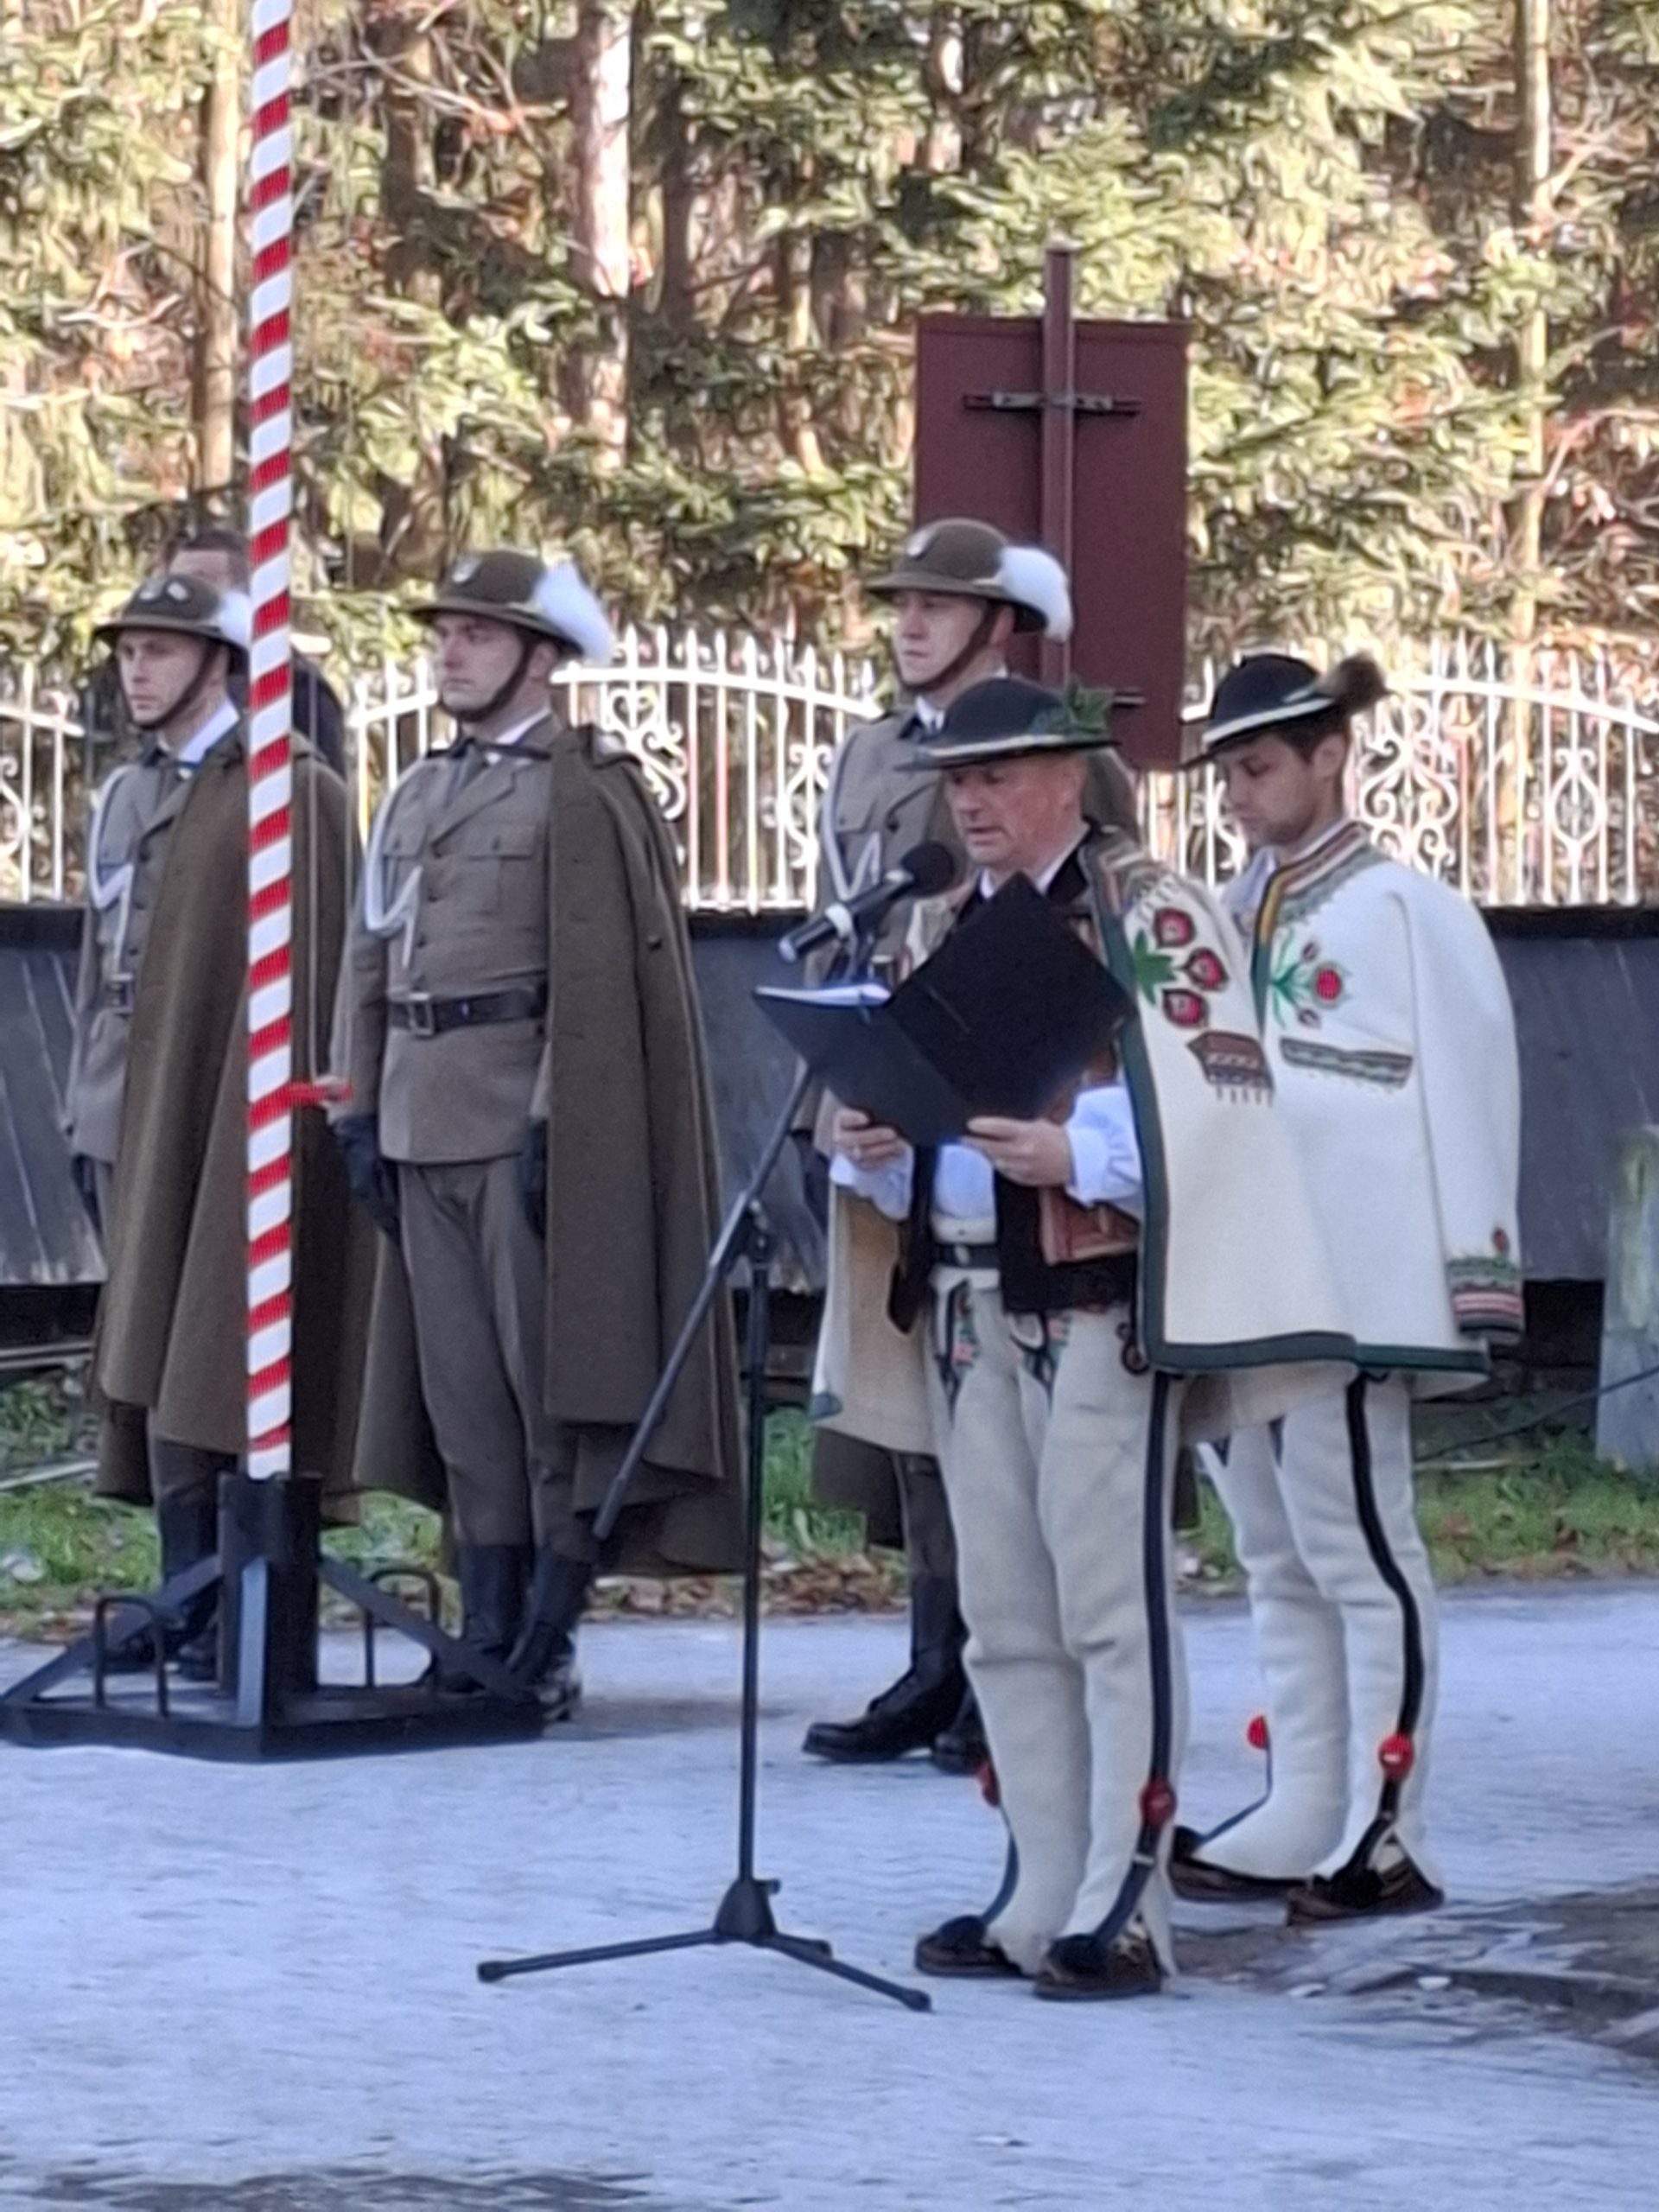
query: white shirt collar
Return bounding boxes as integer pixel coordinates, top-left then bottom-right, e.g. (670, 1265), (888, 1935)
(1279, 812), (1352, 867)
(480, 709), (549, 753)
(166, 696), (238, 772)
(977, 830), (1086, 901)
(913, 660), (1009, 733)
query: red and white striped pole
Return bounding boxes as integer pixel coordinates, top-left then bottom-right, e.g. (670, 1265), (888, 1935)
(245, 0), (296, 1482)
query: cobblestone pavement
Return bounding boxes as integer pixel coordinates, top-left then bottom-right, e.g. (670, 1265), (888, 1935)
(4, 1585), (1659, 2211)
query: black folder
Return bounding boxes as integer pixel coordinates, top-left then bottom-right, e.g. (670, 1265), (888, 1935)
(756, 874), (1133, 1147)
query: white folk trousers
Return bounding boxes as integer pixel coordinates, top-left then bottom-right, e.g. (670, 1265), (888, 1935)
(1205, 1374), (1438, 1880)
(925, 1276), (1185, 1974)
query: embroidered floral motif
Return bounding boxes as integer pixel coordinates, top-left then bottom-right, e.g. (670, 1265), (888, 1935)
(1117, 1318), (1150, 1376)
(1184, 947), (1227, 993)
(1268, 937), (1349, 1030)
(1188, 1029), (1274, 1101)
(1132, 895), (1232, 1034)
(1280, 1037), (1413, 1089)
(931, 1281), (981, 1420)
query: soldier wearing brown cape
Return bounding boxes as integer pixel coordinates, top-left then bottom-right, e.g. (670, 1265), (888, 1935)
(334, 550), (741, 1717)
(801, 520), (1140, 1776)
(86, 575), (369, 1676)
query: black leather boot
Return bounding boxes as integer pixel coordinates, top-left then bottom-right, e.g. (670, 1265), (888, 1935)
(445, 1544), (531, 1692)
(803, 1573), (967, 1763)
(156, 1484), (221, 1683)
(506, 1553), (592, 1719)
(931, 1684), (988, 1775)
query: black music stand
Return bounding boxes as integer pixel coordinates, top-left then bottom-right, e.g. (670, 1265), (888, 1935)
(478, 934), (931, 2012)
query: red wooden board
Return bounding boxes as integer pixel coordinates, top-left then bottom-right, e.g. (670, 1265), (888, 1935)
(914, 316), (1188, 768)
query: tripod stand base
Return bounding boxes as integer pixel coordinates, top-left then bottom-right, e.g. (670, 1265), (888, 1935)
(477, 1874), (931, 2012)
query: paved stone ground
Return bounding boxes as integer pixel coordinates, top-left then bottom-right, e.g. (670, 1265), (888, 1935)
(4, 1586), (1659, 2211)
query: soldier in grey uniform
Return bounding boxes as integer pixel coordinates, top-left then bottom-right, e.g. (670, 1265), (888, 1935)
(332, 552), (619, 1715)
(802, 518), (1095, 1770)
(66, 573), (251, 1671)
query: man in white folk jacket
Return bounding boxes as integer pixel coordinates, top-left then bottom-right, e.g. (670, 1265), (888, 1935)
(1173, 652), (1523, 1923)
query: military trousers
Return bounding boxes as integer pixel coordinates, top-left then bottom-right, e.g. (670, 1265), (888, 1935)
(1204, 1374), (1437, 1881)
(397, 1159), (593, 1558)
(926, 1274), (1185, 1975)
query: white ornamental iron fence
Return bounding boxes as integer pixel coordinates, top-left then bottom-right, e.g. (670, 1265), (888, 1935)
(2, 626), (1656, 912)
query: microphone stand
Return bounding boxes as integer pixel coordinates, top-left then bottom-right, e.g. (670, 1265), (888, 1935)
(477, 920), (931, 2013)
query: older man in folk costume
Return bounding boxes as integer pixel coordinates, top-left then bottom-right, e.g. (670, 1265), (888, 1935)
(334, 551), (741, 1714)
(820, 677), (1355, 1998)
(78, 575), (365, 1675)
(1172, 653), (1522, 1922)
(804, 518), (1139, 1778)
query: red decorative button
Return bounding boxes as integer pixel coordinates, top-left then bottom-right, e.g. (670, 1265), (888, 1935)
(1246, 1713), (1270, 1754)
(1379, 1732), (1414, 1778)
(1141, 1777), (1177, 1829)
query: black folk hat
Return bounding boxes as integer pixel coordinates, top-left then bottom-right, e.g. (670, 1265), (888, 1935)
(903, 676), (1121, 770)
(95, 573), (251, 663)
(413, 550), (615, 663)
(1191, 651), (1388, 766)
(868, 518), (1073, 642)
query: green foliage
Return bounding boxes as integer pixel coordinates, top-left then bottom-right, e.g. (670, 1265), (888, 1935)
(2, 1), (1655, 664)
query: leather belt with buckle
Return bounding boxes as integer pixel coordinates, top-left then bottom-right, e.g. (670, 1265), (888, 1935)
(938, 1241), (998, 1269)
(389, 985), (546, 1039)
(101, 977), (136, 1014)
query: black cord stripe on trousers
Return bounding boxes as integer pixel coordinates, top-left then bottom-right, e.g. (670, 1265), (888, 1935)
(1093, 1373), (1174, 1947)
(1344, 1376), (1425, 1829)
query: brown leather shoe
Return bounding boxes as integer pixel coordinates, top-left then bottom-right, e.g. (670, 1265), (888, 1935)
(1033, 1928), (1164, 2002)
(914, 1915), (1023, 1980)
(1170, 1824), (1297, 1903)
(1287, 1853), (1445, 1925)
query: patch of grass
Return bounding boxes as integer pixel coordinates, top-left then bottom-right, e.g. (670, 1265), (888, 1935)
(10, 1387), (1659, 1634)
(0, 1410), (862, 1634)
(762, 1408), (868, 1557)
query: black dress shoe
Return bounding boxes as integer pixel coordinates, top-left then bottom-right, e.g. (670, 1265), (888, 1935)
(1170, 1823), (1297, 1903)
(914, 1915), (1022, 1980)
(1287, 1853), (1445, 1925)
(1034, 1928), (1164, 2002)
(931, 1686), (988, 1776)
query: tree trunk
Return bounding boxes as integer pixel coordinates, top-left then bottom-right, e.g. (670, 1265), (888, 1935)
(564, 0), (633, 470)
(192, 0), (240, 499)
(1510, 0), (1553, 645)
(776, 226), (826, 476)
(659, 72), (696, 334)
(1506, 0), (1552, 894)
(370, 0), (441, 304)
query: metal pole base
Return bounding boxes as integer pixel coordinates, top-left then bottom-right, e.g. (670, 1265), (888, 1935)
(0, 1474), (548, 1764)
(477, 1874), (931, 2013)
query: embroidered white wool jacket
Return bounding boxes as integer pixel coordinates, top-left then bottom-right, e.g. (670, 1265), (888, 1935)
(811, 829), (1361, 1453)
(1234, 820), (1522, 1391)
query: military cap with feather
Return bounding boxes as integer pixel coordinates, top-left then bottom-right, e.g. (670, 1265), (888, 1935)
(413, 549), (615, 664)
(94, 572), (251, 663)
(868, 518), (1073, 642)
(902, 675), (1121, 769)
(1189, 651), (1389, 766)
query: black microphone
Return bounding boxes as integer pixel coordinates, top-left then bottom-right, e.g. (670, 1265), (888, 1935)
(778, 841), (958, 966)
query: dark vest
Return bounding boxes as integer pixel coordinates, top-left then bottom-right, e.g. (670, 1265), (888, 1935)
(887, 841), (1139, 1327)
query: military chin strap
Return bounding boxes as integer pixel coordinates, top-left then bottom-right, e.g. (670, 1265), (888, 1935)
(452, 631), (540, 733)
(894, 599), (1005, 707)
